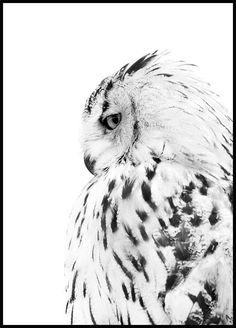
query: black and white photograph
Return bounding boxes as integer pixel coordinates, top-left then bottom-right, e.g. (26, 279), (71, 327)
(3, 3), (233, 325)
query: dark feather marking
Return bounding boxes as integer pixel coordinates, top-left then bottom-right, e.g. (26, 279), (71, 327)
(115, 306), (119, 321)
(139, 255), (149, 281)
(142, 268), (149, 282)
(102, 100), (109, 112)
(185, 316), (203, 325)
(103, 232), (107, 250)
(104, 80), (113, 98)
(89, 297), (97, 325)
(122, 178), (135, 199)
(77, 217), (85, 238)
(136, 209), (148, 222)
(166, 272), (182, 291)
(101, 214), (106, 233)
(120, 314), (124, 325)
(139, 255), (147, 267)
(127, 311), (131, 325)
(153, 231), (172, 247)
(146, 165), (157, 180)
(197, 291), (211, 319)
(78, 234), (83, 247)
(70, 270), (78, 303)
(182, 266), (192, 277)
(159, 218), (167, 229)
(182, 204), (193, 215)
(206, 317), (221, 325)
(122, 283), (129, 300)
(83, 193), (89, 206)
(96, 274), (102, 289)
(128, 254), (149, 281)
(130, 282), (136, 302)
(106, 79), (113, 91)
(219, 164), (231, 176)
(204, 281), (217, 301)
(87, 180), (96, 190)
(196, 174), (209, 195)
(93, 206), (96, 218)
(158, 291), (166, 307)
(152, 157), (161, 164)
(75, 211), (81, 224)
(148, 66), (160, 73)
(175, 224), (190, 242)
(108, 179), (116, 193)
(169, 213), (181, 227)
(221, 143), (233, 159)
(174, 241), (191, 261)
(71, 261), (76, 271)
(204, 240), (218, 257)
(101, 210), (108, 249)
(84, 155), (96, 175)
(188, 293), (197, 303)
(191, 213), (202, 227)
(65, 300), (69, 314)
(139, 225), (149, 241)
(128, 254), (142, 272)
(156, 73), (173, 77)
(141, 181), (157, 211)
(105, 274), (112, 292)
(92, 245), (95, 261)
(167, 197), (178, 213)
(180, 192), (192, 203)
(222, 134), (232, 145)
(228, 185), (233, 206)
(113, 251), (133, 280)
(208, 207), (219, 225)
(124, 224), (139, 246)
(111, 204), (118, 233)
(146, 311), (155, 325)
(125, 53), (156, 76)
(139, 295), (145, 308)
(83, 281), (86, 297)
(185, 181), (195, 192)
(199, 185), (208, 195)
(177, 90), (188, 99)
(156, 249), (166, 264)
(70, 305), (74, 324)
(101, 194), (111, 213)
(179, 82), (189, 89)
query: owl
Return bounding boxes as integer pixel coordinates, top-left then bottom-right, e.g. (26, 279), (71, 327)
(65, 50), (233, 325)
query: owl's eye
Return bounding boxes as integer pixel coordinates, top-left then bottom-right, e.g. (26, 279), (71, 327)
(102, 113), (122, 130)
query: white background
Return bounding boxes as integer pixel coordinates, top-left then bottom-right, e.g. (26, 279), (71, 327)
(3, 3), (232, 325)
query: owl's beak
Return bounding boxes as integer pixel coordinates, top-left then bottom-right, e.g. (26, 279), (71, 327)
(84, 155), (96, 175)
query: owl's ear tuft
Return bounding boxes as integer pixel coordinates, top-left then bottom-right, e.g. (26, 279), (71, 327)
(115, 50), (158, 80)
(125, 52), (157, 76)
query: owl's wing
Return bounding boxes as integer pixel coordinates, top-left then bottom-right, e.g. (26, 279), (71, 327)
(147, 163), (233, 325)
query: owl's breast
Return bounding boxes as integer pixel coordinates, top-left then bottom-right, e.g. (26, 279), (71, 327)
(66, 159), (232, 324)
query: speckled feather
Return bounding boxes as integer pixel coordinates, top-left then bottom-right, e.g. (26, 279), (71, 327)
(65, 50), (232, 325)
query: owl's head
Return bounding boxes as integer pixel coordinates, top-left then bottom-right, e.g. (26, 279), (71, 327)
(81, 50), (232, 181)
